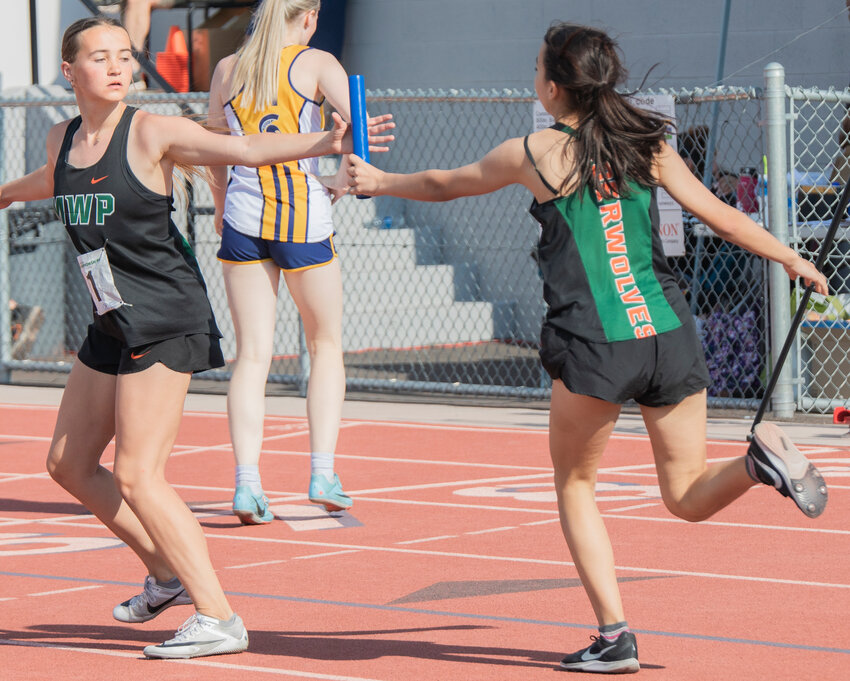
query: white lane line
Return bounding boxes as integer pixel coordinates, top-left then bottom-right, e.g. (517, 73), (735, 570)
(0, 433), (53, 441)
(162, 422), (358, 460)
(259, 449), (554, 471)
(206, 533), (850, 590)
(395, 535), (458, 545)
(605, 503), (661, 513)
(28, 585), (103, 597)
(464, 526), (518, 536)
(327, 420), (549, 436)
(599, 512), (850, 535)
(293, 550), (361, 561)
(352, 472), (553, 496)
(3, 489), (846, 536)
(522, 518), (561, 527)
(225, 559), (288, 570)
(0, 639), (385, 680)
(0, 472), (52, 483)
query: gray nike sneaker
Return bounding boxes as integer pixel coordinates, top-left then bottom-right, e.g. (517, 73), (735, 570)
(747, 422), (828, 518)
(113, 575), (193, 623)
(560, 631), (639, 673)
(143, 612), (249, 659)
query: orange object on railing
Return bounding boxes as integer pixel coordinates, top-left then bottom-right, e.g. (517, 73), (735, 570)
(156, 26), (189, 92)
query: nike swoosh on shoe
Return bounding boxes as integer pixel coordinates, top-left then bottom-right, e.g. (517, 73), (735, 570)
(581, 644), (616, 661)
(159, 638), (227, 649)
(146, 590), (186, 614)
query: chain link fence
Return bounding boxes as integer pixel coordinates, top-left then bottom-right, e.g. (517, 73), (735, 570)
(1, 70), (849, 412)
(788, 86), (850, 412)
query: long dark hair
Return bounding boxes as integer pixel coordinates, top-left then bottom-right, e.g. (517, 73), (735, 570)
(542, 23), (668, 199)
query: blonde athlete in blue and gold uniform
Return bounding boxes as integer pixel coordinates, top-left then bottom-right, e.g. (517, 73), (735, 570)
(208, 0), (388, 523)
(222, 43), (334, 245)
(342, 23), (829, 675)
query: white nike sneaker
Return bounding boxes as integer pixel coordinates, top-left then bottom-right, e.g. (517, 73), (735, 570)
(113, 575), (193, 623)
(560, 631), (639, 674)
(143, 612), (249, 659)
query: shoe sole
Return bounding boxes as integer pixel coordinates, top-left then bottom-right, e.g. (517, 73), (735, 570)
(233, 508), (274, 525)
(143, 635), (248, 659)
(308, 495), (352, 513)
(749, 423), (828, 518)
(559, 658), (640, 673)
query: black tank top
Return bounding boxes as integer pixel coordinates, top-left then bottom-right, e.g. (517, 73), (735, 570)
(526, 124), (688, 343)
(53, 106), (220, 347)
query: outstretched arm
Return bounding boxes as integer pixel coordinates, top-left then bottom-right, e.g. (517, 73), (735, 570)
(342, 138), (527, 201)
(0, 165), (52, 209)
(0, 123), (64, 208)
(140, 110), (393, 170)
(655, 143), (828, 294)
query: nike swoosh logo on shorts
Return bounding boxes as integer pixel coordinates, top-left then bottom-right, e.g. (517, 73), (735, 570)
(90, 175), (108, 184)
(581, 644), (616, 661)
(130, 350), (151, 360)
(146, 590), (185, 614)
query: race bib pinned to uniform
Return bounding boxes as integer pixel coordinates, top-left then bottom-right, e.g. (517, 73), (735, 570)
(77, 246), (127, 316)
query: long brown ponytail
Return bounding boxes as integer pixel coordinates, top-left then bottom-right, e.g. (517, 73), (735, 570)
(542, 23), (668, 199)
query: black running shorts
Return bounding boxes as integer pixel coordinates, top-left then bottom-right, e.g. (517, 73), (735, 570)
(77, 324), (224, 376)
(539, 317), (710, 407)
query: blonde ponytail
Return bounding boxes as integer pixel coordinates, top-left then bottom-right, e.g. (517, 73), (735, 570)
(229, 0), (321, 111)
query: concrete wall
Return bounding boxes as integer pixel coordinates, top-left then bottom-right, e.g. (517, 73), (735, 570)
(342, 0), (850, 91)
(2, 1), (847, 91)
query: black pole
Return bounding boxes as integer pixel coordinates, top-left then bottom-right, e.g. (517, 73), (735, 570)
(29, 0), (39, 84)
(751, 180), (850, 432)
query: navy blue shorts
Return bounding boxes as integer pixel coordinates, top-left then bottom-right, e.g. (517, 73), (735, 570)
(539, 317), (710, 407)
(77, 325), (224, 376)
(217, 220), (336, 271)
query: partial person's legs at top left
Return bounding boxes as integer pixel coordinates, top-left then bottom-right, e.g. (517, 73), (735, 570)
(222, 259), (279, 524)
(121, 0), (158, 53)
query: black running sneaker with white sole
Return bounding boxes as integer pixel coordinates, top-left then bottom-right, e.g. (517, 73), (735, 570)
(747, 422), (828, 518)
(113, 575), (193, 623)
(560, 632), (639, 674)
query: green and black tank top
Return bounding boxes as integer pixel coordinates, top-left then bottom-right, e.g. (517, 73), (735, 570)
(53, 106), (221, 347)
(527, 123), (688, 343)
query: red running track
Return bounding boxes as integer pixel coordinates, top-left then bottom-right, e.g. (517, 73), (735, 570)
(0, 400), (848, 680)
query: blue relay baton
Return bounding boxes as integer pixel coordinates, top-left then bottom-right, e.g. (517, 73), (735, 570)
(348, 74), (370, 199)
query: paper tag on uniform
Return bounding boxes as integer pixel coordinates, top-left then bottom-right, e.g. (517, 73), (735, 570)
(77, 246), (126, 316)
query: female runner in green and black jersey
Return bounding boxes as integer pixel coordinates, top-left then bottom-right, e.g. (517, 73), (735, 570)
(338, 22), (829, 675)
(0, 15), (392, 661)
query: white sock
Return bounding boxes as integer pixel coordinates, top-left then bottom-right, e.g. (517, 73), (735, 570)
(235, 464), (263, 494)
(311, 452), (334, 481)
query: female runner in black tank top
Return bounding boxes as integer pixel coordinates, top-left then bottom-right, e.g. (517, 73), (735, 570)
(337, 23), (829, 674)
(0, 16), (392, 660)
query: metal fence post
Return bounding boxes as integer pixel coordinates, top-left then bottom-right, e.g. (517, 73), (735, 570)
(0, 97), (10, 384)
(764, 62), (794, 418)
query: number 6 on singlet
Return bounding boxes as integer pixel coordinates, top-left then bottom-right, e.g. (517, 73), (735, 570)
(77, 246), (127, 316)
